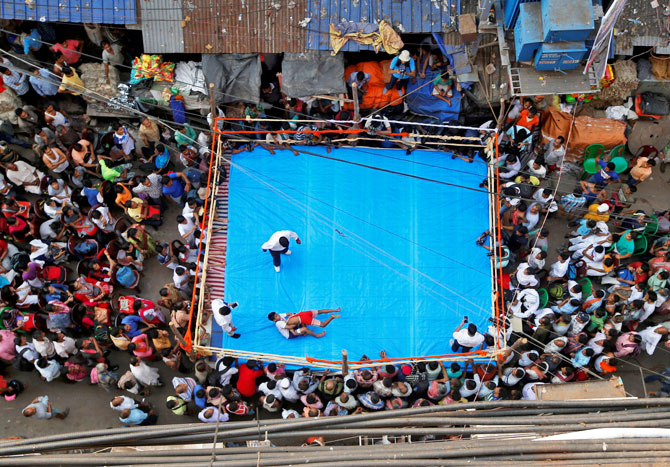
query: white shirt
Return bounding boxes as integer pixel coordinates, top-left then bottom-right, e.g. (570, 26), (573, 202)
(211, 299), (233, 333)
(502, 367), (525, 386)
(35, 359), (61, 382)
(639, 323), (670, 355)
(91, 206), (113, 232)
(213, 359), (239, 386)
(517, 352), (538, 367)
(549, 258), (569, 278)
(274, 312), (291, 339)
(452, 328), (485, 348)
(182, 203), (196, 222)
(262, 230), (299, 251)
(282, 409), (301, 419)
(567, 280), (583, 301)
(628, 287), (645, 304)
(533, 308), (554, 327)
(173, 269), (190, 290)
(198, 407), (229, 423)
(39, 218), (60, 240)
(527, 248), (545, 270)
(33, 339), (55, 358)
(178, 217), (195, 244)
(588, 333), (606, 355)
(511, 288), (540, 319)
(528, 161), (547, 179)
(279, 380), (300, 402)
(639, 301), (657, 324)
(544, 337), (567, 354)
(516, 263), (539, 287)
(54, 336), (77, 358)
(258, 382), (283, 400)
(46, 111), (67, 128)
(110, 396), (138, 411)
(521, 382), (544, 400)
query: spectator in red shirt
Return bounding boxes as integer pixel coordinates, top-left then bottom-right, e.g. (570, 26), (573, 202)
(515, 107), (540, 132)
(50, 40), (83, 64)
(236, 359), (264, 398)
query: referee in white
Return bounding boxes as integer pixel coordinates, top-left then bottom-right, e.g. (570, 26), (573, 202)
(262, 230), (301, 272)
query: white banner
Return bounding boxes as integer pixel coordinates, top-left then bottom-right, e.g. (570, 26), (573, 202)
(584, 0), (628, 79)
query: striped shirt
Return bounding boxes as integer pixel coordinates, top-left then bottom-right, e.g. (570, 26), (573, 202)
(29, 68), (59, 96)
(560, 194), (586, 213)
(3, 69), (29, 95)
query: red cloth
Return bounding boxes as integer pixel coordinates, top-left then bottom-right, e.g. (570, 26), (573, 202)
(236, 364), (263, 397)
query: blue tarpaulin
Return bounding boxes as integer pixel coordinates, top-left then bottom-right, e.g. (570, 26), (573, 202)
(0, 0), (136, 24)
(211, 147), (492, 365)
(406, 70), (462, 122)
(305, 0), (453, 51)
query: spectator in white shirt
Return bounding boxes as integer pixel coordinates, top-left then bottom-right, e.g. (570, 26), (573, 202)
(35, 358), (62, 382)
(110, 396), (138, 412)
(261, 230), (301, 272)
(639, 323), (670, 355)
(213, 356), (239, 387)
(515, 262), (539, 288)
(198, 407), (229, 423)
(32, 331), (56, 358)
(501, 367), (525, 386)
(451, 317), (485, 352)
(258, 380), (284, 400)
(177, 215), (196, 246)
(278, 377), (300, 403)
(173, 266), (191, 292)
(54, 332), (77, 359)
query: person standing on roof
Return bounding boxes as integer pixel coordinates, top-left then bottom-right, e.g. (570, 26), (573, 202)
(383, 50), (416, 97)
(262, 230), (301, 272)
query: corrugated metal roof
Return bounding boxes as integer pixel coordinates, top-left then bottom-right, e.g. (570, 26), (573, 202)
(182, 0), (308, 54)
(0, 0), (136, 24)
(305, 0), (453, 51)
(140, 0), (184, 53)
(614, 0), (670, 55)
(614, 35), (670, 56)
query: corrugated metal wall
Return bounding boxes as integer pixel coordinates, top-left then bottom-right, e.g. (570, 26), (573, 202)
(182, 0), (308, 53)
(306, 0), (453, 51)
(0, 0), (136, 24)
(140, 0), (184, 53)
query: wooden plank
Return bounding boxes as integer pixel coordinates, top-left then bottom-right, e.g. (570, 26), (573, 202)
(535, 377), (628, 401)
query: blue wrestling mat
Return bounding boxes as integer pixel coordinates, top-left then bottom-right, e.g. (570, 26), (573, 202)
(211, 146), (492, 363)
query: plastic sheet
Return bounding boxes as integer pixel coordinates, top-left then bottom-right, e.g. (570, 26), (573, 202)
(212, 147), (492, 364)
(281, 52), (346, 99)
(202, 54), (261, 104)
(406, 70), (462, 122)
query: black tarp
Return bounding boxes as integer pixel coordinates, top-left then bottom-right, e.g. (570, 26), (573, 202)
(281, 52), (346, 98)
(202, 53), (262, 104)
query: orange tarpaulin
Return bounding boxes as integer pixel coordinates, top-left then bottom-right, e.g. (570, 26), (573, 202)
(541, 110), (627, 162)
(343, 60), (403, 111)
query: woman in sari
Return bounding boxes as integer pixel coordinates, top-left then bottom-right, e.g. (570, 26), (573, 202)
(125, 225), (157, 257)
(73, 275), (112, 304)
